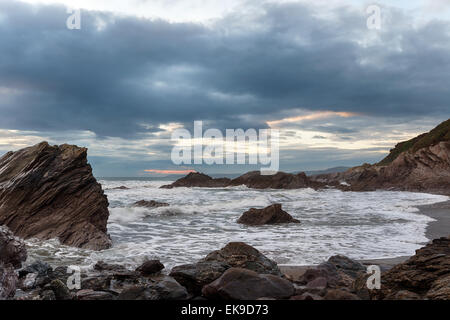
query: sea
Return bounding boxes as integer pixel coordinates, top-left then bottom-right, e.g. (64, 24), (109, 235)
(25, 177), (449, 270)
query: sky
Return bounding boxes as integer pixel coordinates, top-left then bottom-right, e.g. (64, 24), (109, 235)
(0, 0), (449, 176)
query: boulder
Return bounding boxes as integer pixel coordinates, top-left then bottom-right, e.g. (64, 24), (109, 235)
(323, 289), (360, 300)
(327, 255), (366, 279)
(133, 200), (169, 208)
(298, 262), (342, 288)
(117, 276), (188, 300)
(202, 268), (294, 300)
(0, 142), (111, 250)
(0, 226), (27, 268)
(136, 260), (165, 276)
(170, 261), (230, 295)
(0, 263), (18, 299)
(380, 236), (450, 299)
(237, 204), (300, 226)
(202, 242), (282, 276)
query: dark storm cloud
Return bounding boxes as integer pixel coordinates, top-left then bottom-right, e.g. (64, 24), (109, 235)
(0, 1), (449, 138)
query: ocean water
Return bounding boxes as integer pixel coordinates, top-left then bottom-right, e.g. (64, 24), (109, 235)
(25, 179), (449, 270)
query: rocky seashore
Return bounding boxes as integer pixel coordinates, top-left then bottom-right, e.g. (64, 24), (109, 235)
(0, 142), (111, 250)
(161, 171), (325, 190)
(1, 238), (448, 300)
(161, 119), (450, 196)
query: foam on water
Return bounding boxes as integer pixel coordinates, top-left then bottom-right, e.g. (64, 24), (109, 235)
(25, 179), (449, 269)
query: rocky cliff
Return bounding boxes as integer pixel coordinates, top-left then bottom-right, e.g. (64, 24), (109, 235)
(312, 119), (450, 195)
(0, 142), (111, 250)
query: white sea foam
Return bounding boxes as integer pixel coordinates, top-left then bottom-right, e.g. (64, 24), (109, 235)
(25, 179), (449, 269)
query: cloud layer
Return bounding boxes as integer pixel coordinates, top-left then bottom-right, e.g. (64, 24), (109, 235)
(0, 1), (449, 174)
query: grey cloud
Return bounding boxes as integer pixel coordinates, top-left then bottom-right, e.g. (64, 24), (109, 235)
(0, 0), (449, 140)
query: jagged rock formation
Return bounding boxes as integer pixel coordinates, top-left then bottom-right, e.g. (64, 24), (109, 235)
(379, 236), (450, 300)
(161, 171), (324, 190)
(237, 204), (300, 225)
(0, 142), (111, 250)
(312, 119), (450, 194)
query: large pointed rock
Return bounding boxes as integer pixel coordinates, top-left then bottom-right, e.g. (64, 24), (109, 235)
(0, 142), (111, 250)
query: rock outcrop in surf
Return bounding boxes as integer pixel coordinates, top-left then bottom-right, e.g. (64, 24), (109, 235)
(0, 142), (111, 250)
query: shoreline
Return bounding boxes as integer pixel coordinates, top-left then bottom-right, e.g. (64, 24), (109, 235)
(280, 198), (450, 280)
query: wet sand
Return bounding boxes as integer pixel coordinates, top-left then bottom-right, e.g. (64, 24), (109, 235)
(280, 199), (450, 280)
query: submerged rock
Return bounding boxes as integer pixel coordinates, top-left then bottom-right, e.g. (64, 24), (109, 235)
(133, 200), (169, 208)
(202, 268), (294, 300)
(237, 204), (300, 226)
(0, 142), (111, 250)
(0, 226), (27, 268)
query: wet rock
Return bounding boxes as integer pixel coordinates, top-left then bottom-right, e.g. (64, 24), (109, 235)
(76, 289), (115, 300)
(133, 200), (169, 208)
(202, 268), (294, 300)
(237, 204), (300, 226)
(81, 275), (112, 292)
(290, 293), (323, 300)
(170, 261), (230, 295)
(229, 171), (323, 189)
(94, 261), (129, 274)
(46, 279), (72, 300)
(298, 262), (342, 288)
(161, 171), (325, 190)
(117, 276), (188, 300)
(0, 142), (111, 250)
(202, 242), (282, 276)
(327, 255), (366, 279)
(380, 236), (450, 299)
(0, 226), (27, 268)
(112, 186), (129, 190)
(323, 289), (361, 300)
(0, 263), (18, 299)
(306, 277), (327, 289)
(161, 172), (230, 189)
(393, 290), (422, 300)
(136, 260), (165, 276)
(41, 290), (56, 300)
(426, 275), (450, 300)
(19, 261), (53, 289)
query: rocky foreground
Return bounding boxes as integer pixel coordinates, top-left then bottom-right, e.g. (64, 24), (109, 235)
(0, 142), (111, 250)
(1, 226), (449, 300)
